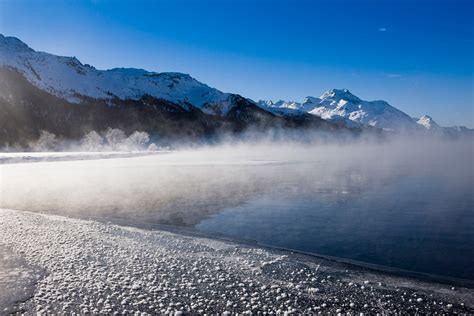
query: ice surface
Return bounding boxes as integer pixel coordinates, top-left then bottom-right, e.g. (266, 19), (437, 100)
(0, 151), (168, 164)
(0, 209), (472, 314)
(0, 246), (44, 313)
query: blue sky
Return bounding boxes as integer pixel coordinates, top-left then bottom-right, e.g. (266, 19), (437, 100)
(1, 0), (473, 127)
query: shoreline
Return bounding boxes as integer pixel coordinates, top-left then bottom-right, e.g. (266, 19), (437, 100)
(1, 208), (473, 314)
(0, 151), (169, 165)
(88, 213), (474, 289)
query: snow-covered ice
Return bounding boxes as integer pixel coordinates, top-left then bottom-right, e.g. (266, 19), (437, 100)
(0, 209), (472, 314)
(0, 151), (168, 164)
(0, 245), (43, 312)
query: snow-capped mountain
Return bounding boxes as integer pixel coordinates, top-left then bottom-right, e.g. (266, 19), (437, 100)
(259, 89), (420, 131)
(0, 34), (238, 115)
(415, 115), (441, 130)
(0, 34), (471, 147)
(414, 115), (473, 137)
(1, 34), (339, 146)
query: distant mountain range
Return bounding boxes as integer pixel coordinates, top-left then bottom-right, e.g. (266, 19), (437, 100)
(258, 89), (471, 134)
(0, 34), (470, 147)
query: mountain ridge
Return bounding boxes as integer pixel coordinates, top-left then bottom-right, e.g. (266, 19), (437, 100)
(0, 65), (341, 147)
(260, 89), (427, 131)
(0, 34), (471, 147)
(0, 34), (239, 115)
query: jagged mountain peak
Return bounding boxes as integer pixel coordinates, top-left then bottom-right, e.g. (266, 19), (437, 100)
(320, 88), (361, 103)
(420, 114), (433, 121)
(416, 115), (441, 130)
(302, 96), (321, 104)
(259, 89), (419, 131)
(0, 34), (33, 53)
(419, 114), (434, 120)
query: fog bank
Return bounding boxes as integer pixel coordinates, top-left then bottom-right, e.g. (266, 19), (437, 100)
(1, 136), (472, 226)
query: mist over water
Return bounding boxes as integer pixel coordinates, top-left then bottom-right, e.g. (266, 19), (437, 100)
(1, 136), (473, 280)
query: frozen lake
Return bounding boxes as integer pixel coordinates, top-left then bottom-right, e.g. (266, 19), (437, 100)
(1, 140), (473, 282)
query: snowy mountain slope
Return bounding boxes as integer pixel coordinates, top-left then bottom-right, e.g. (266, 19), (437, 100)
(414, 115), (473, 137)
(0, 65), (337, 147)
(258, 96), (322, 117)
(259, 89), (420, 131)
(415, 115), (441, 130)
(0, 34), (237, 115)
(1, 34), (470, 140)
(257, 100), (305, 117)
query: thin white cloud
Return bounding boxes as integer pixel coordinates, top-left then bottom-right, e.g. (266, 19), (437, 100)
(387, 74), (402, 78)
(378, 27), (387, 32)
